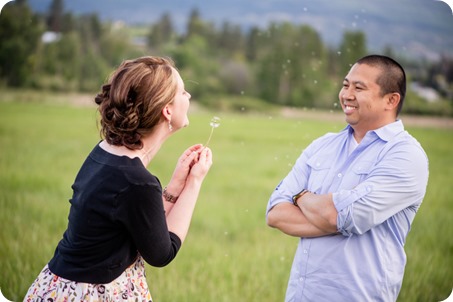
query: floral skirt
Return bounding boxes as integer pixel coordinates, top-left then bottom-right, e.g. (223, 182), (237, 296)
(24, 256), (152, 302)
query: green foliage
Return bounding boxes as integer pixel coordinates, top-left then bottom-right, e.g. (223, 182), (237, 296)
(147, 13), (175, 49)
(47, 0), (64, 32)
(403, 90), (453, 116)
(0, 1), (43, 86)
(338, 31), (368, 77)
(169, 35), (223, 98)
(0, 1), (451, 115)
(186, 8), (214, 40)
(197, 93), (280, 114)
(0, 95), (451, 301)
(255, 23), (328, 107)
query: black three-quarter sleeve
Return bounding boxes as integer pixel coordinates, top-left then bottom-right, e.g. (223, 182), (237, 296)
(115, 182), (182, 267)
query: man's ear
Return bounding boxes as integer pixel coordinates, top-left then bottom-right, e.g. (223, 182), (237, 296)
(386, 93), (401, 112)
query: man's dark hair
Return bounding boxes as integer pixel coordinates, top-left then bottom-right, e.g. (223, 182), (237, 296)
(356, 55), (406, 116)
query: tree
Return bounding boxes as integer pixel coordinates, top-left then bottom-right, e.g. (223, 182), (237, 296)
(255, 23), (326, 107)
(184, 8), (216, 44)
(217, 21), (244, 55)
(47, 0), (64, 32)
(147, 12), (175, 49)
(338, 31), (367, 77)
(245, 26), (260, 61)
(186, 8), (203, 38)
(0, 0), (43, 86)
(169, 35), (221, 98)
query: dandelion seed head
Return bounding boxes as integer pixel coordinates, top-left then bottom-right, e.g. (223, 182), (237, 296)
(210, 116), (221, 128)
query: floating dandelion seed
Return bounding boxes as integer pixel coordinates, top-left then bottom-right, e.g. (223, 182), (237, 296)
(204, 116), (221, 148)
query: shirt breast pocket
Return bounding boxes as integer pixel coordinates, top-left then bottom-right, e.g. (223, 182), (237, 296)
(350, 160), (374, 184)
(306, 155), (334, 192)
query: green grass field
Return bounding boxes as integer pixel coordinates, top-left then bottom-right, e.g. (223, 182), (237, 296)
(0, 97), (452, 301)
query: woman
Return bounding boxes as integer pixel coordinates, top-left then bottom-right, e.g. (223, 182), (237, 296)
(24, 56), (213, 301)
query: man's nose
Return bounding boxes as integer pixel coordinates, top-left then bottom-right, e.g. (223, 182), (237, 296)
(341, 88), (354, 100)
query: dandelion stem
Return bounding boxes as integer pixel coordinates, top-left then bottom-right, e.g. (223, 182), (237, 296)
(203, 116), (220, 150)
(204, 127), (215, 148)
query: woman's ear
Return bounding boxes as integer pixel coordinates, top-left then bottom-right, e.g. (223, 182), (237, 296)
(162, 103), (173, 121)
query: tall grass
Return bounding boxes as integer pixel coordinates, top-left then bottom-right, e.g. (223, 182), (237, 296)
(0, 99), (451, 301)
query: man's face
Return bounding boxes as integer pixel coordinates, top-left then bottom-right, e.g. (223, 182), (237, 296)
(339, 63), (391, 135)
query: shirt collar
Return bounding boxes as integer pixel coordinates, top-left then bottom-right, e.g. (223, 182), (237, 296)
(346, 120), (405, 142)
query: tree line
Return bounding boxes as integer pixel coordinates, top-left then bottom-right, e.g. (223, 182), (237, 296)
(0, 0), (452, 115)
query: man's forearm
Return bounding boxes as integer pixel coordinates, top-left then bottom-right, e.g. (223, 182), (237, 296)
(297, 192), (338, 234)
(267, 202), (332, 237)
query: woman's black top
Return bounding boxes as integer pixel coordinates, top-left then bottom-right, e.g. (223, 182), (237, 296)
(48, 143), (181, 283)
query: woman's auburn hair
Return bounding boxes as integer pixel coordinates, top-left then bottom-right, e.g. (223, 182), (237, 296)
(95, 56), (178, 150)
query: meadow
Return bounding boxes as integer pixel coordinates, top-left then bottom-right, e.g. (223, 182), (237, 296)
(0, 95), (452, 301)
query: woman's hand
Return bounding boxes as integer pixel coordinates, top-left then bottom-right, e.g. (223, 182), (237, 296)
(189, 147), (213, 181)
(166, 144), (203, 197)
(165, 146), (213, 242)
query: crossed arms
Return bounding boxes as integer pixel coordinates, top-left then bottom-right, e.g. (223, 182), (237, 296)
(267, 192), (338, 237)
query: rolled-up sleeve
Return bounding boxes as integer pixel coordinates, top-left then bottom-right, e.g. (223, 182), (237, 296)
(333, 184), (374, 236)
(333, 141), (429, 236)
(266, 151), (311, 217)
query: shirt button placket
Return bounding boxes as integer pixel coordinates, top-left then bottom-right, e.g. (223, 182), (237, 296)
(299, 243), (310, 289)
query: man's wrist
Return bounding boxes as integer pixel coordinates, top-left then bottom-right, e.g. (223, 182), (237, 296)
(292, 189), (310, 206)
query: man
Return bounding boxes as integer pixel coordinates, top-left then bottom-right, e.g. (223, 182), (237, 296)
(266, 55), (429, 302)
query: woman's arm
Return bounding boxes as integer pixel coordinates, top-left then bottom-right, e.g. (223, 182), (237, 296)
(163, 144), (204, 217)
(165, 147), (212, 243)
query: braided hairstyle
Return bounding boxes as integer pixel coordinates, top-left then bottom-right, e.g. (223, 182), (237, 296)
(95, 56), (177, 150)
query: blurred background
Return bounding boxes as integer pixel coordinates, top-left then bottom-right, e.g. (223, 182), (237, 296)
(1, 1), (453, 301)
(1, 0), (452, 116)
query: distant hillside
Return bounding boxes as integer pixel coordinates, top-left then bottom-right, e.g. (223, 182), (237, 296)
(28, 0), (453, 60)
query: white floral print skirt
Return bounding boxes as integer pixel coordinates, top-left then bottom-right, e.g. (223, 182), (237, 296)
(24, 255), (152, 302)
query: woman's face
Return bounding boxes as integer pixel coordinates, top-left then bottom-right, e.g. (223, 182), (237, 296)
(169, 69), (191, 130)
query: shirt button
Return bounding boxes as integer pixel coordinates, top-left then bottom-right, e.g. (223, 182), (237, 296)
(338, 173), (342, 178)
(303, 250), (308, 254)
(299, 277), (304, 282)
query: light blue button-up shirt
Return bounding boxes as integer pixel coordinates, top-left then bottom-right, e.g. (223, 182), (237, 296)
(267, 120), (429, 302)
